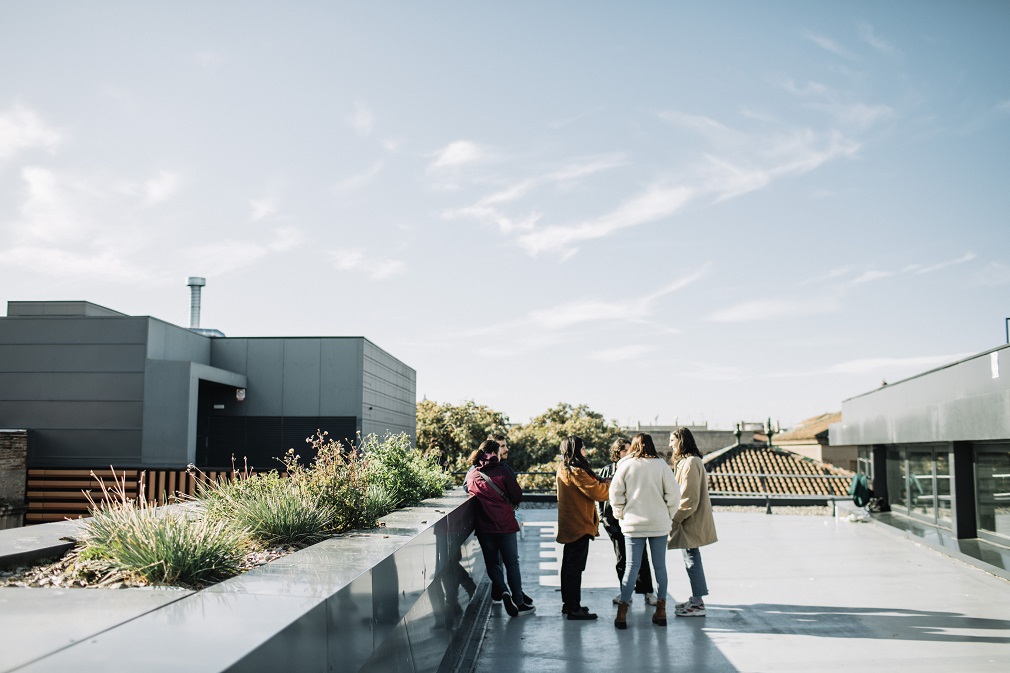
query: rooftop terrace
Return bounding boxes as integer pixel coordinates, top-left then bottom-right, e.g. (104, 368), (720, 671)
(470, 507), (1010, 673)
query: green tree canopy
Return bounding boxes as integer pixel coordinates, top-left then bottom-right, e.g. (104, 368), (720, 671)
(415, 399), (508, 467)
(507, 402), (623, 472)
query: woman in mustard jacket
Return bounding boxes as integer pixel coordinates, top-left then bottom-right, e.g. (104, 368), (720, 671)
(556, 435), (610, 621)
(667, 426), (718, 617)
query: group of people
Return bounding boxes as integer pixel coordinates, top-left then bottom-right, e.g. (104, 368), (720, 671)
(464, 428), (717, 629)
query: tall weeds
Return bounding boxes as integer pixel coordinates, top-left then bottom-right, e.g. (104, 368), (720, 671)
(76, 472), (248, 587)
(67, 431), (451, 588)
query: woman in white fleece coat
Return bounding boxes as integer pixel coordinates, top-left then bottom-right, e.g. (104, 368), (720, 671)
(609, 432), (680, 628)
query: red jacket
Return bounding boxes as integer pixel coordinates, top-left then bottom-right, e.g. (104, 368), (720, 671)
(465, 453), (522, 534)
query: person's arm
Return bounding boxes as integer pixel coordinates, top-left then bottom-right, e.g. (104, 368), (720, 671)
(609, 463), (627, 518)
(501, 468), (523, 505)
(572, 467), (609, 502)
(672, 460), (699, 523)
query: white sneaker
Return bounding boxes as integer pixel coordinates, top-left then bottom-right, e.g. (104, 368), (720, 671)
(675, 602), (706, 617)
(644, 593), (659, 605)
(612, 594), (622, 605)
(675, 599), (691, 611)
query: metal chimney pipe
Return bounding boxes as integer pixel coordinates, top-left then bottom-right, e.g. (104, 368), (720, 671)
(187, 276), (206, 329)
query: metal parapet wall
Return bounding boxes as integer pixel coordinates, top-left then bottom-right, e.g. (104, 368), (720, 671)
(0, 489), (485, 673)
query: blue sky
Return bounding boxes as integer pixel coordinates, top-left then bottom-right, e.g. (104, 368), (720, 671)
(1, 1), (1008, 429)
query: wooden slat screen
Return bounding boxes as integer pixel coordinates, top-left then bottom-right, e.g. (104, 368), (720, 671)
(25, 467), (280, 524)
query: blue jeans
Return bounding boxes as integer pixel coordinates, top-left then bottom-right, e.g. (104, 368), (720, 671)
(620, 536), (667, 604)
(683, 548), (708, 599)
(476, 531), (523, 599)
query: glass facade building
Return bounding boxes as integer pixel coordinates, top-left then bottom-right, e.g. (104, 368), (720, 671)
(832, 344), (1010, 548)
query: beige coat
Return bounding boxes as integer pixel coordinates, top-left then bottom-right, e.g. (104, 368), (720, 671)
(668, 455), (718, 549)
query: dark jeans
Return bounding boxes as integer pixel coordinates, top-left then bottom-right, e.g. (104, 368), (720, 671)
(476, 531), (523, 600)
(607, 527), (654, 593)
(560, 534), (592, 609)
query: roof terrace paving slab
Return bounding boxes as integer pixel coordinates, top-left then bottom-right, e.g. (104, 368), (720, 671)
(474, 509), (1010, 673)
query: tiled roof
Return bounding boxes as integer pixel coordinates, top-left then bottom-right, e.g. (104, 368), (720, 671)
(703, 443), (853, 496)
(774, 412), (841, 443)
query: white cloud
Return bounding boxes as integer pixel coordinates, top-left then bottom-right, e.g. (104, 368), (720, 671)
(658, 110), (747, 145)
(445, 204), (541, 235)
(846, 253), (976, 286)
(518, 183), (695, 256)
(327, 248), (406, 280)
(849, 270), (895, 286)
(185, 226), (303, 276)
(249, 196), (278, 222)
(970, 262), (1010, 287)
(428, 140), (487, 171)
(459, 270), (706, 340)
(333, 161), (384, 197)
(775, 77), (892, 129)
(0, 246), (151, 280)
(802, 31), (856, 60)
(681, 363), (749, 382)
(349, 101), (374, 136)
(824, 354), (972, 375)
(709, 299), (836, 323)
(547, 155), (627, 183)
(18, 166), (81, 243)
(591, 345), (657, 362)
(820, 102), (894, 128)
(443, 154), (625, 237)
(912, 252), (975, 274)
(144, 171), (183, 204)
(857, 23), (898, 55)
(0, 104), (61, 161)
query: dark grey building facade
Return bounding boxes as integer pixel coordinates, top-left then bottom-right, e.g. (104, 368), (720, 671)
(831, 344), (1010, 548)
(0, 301), (416, 469)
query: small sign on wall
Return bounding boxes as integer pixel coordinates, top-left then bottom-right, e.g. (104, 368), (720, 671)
(992, 352), (1000, 379)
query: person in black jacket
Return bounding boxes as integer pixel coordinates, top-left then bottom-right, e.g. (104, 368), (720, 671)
(597, 436), (657, 605)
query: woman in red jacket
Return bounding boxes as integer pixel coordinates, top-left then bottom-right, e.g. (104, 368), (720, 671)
(465, 439), (535, 617)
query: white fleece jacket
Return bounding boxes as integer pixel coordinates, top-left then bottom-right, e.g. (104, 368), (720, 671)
(609, 456), (680, 537)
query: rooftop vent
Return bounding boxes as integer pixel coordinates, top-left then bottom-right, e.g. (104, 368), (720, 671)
(186, 276), (225, 337)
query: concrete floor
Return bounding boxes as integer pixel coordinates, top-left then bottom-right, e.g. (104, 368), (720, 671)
(472, 509), (1010, 673)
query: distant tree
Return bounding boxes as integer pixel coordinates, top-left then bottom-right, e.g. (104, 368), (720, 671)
(507, 402), (623, 473)
(415, 399), (508, 469)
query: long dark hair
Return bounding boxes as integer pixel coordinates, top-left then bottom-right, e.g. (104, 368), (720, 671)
(560, 435), (598, 479)
(671, 427), (701, 460)
(628, 432), (658, 459)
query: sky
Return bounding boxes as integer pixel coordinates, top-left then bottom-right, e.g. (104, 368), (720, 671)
(1, 1), (1008, 430)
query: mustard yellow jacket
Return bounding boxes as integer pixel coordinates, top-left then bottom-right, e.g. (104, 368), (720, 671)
(556, 465), (610, 544)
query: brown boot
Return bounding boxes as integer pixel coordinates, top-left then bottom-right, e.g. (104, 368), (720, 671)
(652, 599), (667, 626)
(615, 601), (629, 629)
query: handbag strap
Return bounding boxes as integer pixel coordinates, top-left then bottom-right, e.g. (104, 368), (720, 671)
(478, 470), (514, 507)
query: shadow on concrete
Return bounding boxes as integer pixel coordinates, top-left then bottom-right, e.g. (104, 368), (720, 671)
(717, 603), (1010, 644)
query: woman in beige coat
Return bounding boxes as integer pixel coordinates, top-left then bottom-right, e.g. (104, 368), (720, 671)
(667, 427), (717, 617)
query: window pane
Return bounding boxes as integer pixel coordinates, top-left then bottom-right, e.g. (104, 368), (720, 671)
(908, 450), (935, 521)
(976, 446), (1010, 538)
(887, 447), (907, 510)
(935, 450), (951, 524)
